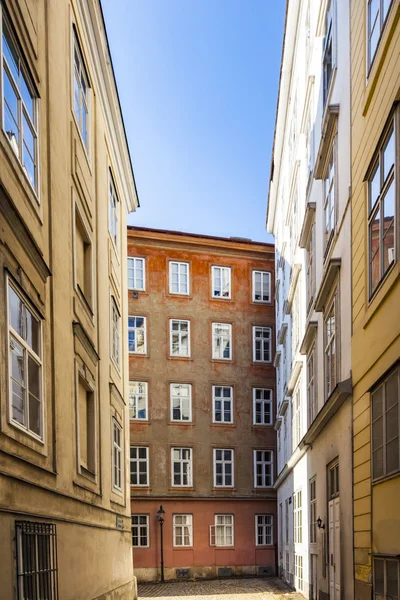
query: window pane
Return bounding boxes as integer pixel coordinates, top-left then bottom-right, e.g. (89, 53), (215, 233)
(369, 163), (380, 212)
(383, 129), (395, 181)
(9, 286), (23, 337)
(374, 559), (384, 594)
(370, 207), (380, 293)
(383, 182), (395, 272)
(3, 26), (19, 83)
(28, 393), (41, 435)
(387, 560), (399, 596)
(372, 387), (383, 421)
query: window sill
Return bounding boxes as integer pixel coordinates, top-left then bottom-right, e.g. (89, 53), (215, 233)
(255, 544), (274, 549)
(252, 423), (274, 429)
(168, 356), (193, 361)
(363, 261), (400, 329)
(251, 361), (272, 367)
(10, 419), (44, 445)
(211, 296), (232, 302)
(1, 131), (41, 215)
(168, 292), (191, 298)
(168, 420), (194, 426)
(211, 422), (235, 428)
(172, 546), (194, 551)
(129, 352), (149, 358)
(169, 487), (195, 492)
(372, 469), (400, 487)
(130, 418), (149, 423)
(212, 487), (236, 491)
(211, 358), (234, 364)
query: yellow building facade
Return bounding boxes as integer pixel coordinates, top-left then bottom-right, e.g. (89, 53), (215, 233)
(351, 1), (400, 598)
(0, 1), (138, 599)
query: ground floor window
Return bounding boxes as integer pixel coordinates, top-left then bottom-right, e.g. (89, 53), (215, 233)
(295, 554), (303, 592)
(173, 514), (193, 547)
(255, 514), (273, 545)
(214, 514), (234, 546)
(16, 521), (58, 599)
(374, 557), (399, 599)
(132, 515), (149, 547)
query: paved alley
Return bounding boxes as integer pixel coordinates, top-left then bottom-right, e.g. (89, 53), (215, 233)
(138, 577), (304, 599)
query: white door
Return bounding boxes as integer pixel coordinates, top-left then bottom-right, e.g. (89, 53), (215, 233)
(328, 497), (340, 599)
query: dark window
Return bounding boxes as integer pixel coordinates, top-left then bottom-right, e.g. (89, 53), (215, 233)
(372, 366), (399, 480)
(16, 521), (58, 600)
(373, 557), (399, 599)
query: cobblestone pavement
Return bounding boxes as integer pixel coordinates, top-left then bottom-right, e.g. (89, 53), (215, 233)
(138, 577), (304, 599)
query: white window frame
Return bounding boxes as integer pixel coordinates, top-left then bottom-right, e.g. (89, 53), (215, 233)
(171, 447), (192, 487)
(212, 386), (233, 424)
(108, 169), (119, 255)
(169, 319), (191, 357)
(7, 278), (43, 440)
(323, 0), (334, 105)
(170, 383), (192, 422)
(292, 384), (302, 450)
(255, 514), (273, 546)
(2, 15), (39, 194)
(307, 345), (317, 427)
(128, 257), (145, 291)
(130, 446), (149, 487)
(253, 326), (272, 363)
(295, 554), (304, 592)
(293, 489), (303, 544)
(213, 514), (234, 547)
(252, 271), (271, 303)
(112, 418), (123, 492)
(253, 449), (274, 488)
(323, 143), (335, 252)
(212, 322), (232, 361)
(213, 448), (234, 487)
(324, 292), (338, 399)
(128, 316), (147, 355)
(211, 266), (231, 299)
(173, 514), (193, 547)
(110, 296), (121, 369)
(253, 388), (273, 425)
(129, 381), (148, 420)
(310, 478), (317, 545)
(169, 261), (189, 295)
(131, 515), (149, 548)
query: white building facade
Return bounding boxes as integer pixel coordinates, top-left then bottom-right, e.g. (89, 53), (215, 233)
(267, 1), (353, 598)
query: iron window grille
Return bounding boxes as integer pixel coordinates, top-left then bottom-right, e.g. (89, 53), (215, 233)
(16, 521), (58, 600)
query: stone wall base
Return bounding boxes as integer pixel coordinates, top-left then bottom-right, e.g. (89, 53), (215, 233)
(135, 564), (276, 583)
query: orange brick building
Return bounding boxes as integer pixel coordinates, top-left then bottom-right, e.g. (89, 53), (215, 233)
(127, 226), (276, 582)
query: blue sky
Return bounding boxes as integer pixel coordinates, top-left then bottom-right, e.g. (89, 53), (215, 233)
(101, 0), (285, 243)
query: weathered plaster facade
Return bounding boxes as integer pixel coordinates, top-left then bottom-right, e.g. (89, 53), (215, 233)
(0, 1), (138, 598)
(351, 1), (400, 598)
(267, 0), (353, 598)
(127, 227), (276, 582)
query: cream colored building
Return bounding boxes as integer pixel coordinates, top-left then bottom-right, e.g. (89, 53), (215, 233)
(351, 1), (400, 598)
(0, 1), (138, 599)
(267, 1), (353, 598)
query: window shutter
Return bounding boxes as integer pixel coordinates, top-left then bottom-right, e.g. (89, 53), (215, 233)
(209, 525), (216, 546)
